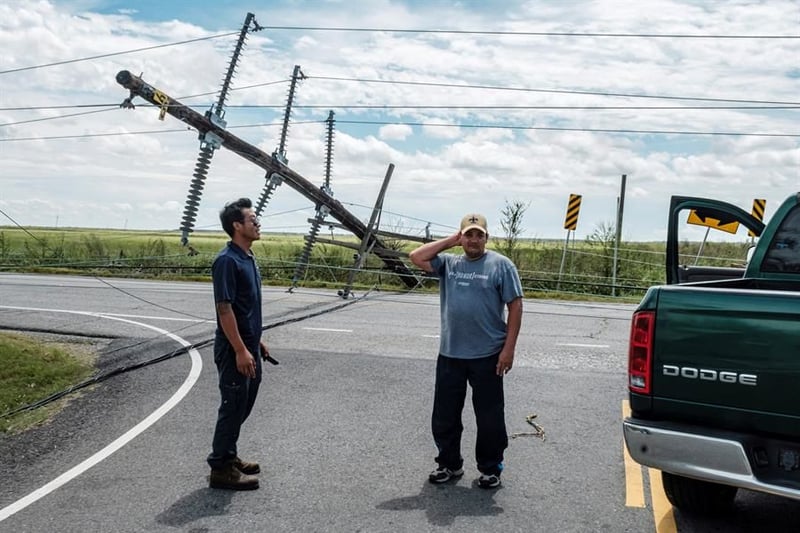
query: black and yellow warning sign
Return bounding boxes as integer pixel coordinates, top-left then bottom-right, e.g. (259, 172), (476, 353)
(564, 194), (582, 231)
(153, 89), (169, 121)
(748, 198), (766, 237)
(687, 208), (740, 235)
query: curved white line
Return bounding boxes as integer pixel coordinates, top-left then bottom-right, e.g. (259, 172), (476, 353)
(0, 307), (203, 523)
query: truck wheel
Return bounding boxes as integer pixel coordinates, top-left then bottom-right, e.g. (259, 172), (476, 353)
(661, 471), (737, 514)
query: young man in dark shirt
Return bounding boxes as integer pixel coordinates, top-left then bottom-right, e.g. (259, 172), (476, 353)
(207, 198), (270, 490)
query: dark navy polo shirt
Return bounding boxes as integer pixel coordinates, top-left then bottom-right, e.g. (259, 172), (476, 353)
(212, 241), (263, 353)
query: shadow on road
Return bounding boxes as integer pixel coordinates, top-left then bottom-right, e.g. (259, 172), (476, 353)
(377, 480), (503, 527)
(155, 487), (234, 528)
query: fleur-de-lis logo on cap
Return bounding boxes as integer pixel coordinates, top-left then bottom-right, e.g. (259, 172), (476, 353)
(470, 216), (479, 223)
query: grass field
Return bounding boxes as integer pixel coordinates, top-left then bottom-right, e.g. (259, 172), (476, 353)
(0, 226), (753, 298)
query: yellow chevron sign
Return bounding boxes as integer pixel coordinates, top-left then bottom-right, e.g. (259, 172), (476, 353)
(748, 199), (766, 237)
(687, 209), (740, 234)
(564, 194), (582, 230)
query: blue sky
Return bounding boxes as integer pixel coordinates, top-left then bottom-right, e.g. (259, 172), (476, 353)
(1, 0), (798, 242)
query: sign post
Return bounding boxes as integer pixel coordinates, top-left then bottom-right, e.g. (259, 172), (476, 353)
(611, 174), (627, 297)
(558, 194), (581, 291)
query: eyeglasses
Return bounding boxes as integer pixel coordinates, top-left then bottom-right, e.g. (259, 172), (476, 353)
(236, 215), (260, 226)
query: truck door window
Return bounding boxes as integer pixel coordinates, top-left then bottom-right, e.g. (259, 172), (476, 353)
(762, 205), (800, 273)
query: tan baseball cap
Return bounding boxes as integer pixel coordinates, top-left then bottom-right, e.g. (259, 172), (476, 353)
(460, 213), (488, 234)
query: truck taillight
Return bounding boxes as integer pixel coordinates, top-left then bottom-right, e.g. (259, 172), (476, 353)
(629, 310), (655, 394)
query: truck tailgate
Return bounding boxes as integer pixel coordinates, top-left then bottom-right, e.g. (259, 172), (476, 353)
(652, 285), (800, 436)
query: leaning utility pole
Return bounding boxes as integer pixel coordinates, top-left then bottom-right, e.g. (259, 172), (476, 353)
(116, 71), (418, 289)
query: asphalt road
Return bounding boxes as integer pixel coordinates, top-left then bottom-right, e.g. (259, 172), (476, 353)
(0, 274), (797, 532)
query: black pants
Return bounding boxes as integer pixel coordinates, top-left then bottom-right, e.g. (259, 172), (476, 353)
(207, 341), (262, 470)
(432, 353), (507, 476)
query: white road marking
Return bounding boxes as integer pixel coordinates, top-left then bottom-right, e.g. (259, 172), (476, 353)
(302, 327), (353, 332)
(422, 334), (440, 338)
(555, 343), (610, 348)
(90, 312), (212, 323)
(0, 306), (203, 523)
(0, 305), (211, 323)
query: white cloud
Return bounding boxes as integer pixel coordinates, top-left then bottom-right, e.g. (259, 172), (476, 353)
(378, 123), (412, 141)
(0, 0), (797, 242)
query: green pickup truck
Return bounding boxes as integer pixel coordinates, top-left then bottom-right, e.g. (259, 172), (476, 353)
(623, 192), (800, 513)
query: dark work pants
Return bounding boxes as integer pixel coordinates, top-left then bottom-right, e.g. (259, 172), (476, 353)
(431, 353), (508, 476)
(207, 342), (262, 470)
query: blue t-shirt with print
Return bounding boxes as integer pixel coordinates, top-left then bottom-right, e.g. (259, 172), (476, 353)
(429, 250), (523, 359)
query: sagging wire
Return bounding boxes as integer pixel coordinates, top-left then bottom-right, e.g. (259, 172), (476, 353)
(0, 288), (373, 421)
(0, 32), (241, 75)
(0, 208), (211, 321)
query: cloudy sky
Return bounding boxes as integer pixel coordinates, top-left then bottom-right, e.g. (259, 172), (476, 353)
(1, 0), (798, 242)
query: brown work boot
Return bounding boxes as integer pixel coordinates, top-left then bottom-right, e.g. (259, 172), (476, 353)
(233, 456), (261, 475)
(209, 463), (259, 490)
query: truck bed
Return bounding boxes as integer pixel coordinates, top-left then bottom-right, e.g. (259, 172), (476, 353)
(632, 281), (800, 439)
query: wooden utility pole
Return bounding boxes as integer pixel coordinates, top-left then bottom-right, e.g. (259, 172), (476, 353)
(116, 70), (418, 288)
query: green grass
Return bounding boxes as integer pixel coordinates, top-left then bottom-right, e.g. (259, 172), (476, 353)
(0, 226), (753, 297)
(0, 332), (95, 433)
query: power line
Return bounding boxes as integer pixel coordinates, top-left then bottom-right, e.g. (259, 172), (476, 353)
(340, 201), (453, 231)
(260, 25), (800, 40)
(6, 103), (798, 113)
(0, 32), (239, 75)
(0, 80), (291, 128)
(0, 120), (322, 142)
(0, 128), (196, 142)
(0, 104), (120, 111)
(4, 75), (795, 119)
(0, 108), (117, 127)
(224, 104), (800, 110)
(0, 208), (46, 243)
(2, 115), (797, 142)
(309, 75), (800, 106)
(336, 119), (799, 138)
(3, 76), (795, 130)
(1, 23), (794, 80)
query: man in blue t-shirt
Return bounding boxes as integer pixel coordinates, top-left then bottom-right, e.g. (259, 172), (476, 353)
(409, 213), (523, 489)
(207, 198), (270, 490)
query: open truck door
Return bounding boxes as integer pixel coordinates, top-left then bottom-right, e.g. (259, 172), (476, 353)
(667, 196), (764, 285)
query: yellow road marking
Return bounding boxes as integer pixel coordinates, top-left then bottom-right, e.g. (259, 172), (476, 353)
(649, 468), (678, 533)
(622, 400), (646, 508)
(622, 400), (678, 532)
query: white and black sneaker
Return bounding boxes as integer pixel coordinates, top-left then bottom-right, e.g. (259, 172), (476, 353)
(478, 473), (501, 489)
(428, 466), (464, 484)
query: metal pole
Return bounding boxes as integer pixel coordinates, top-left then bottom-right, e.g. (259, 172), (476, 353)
(340, 164), (395, 298)
(557, 230), (570, 291)
(611, 174), (627, 297)
(694, 227), (710, 265)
